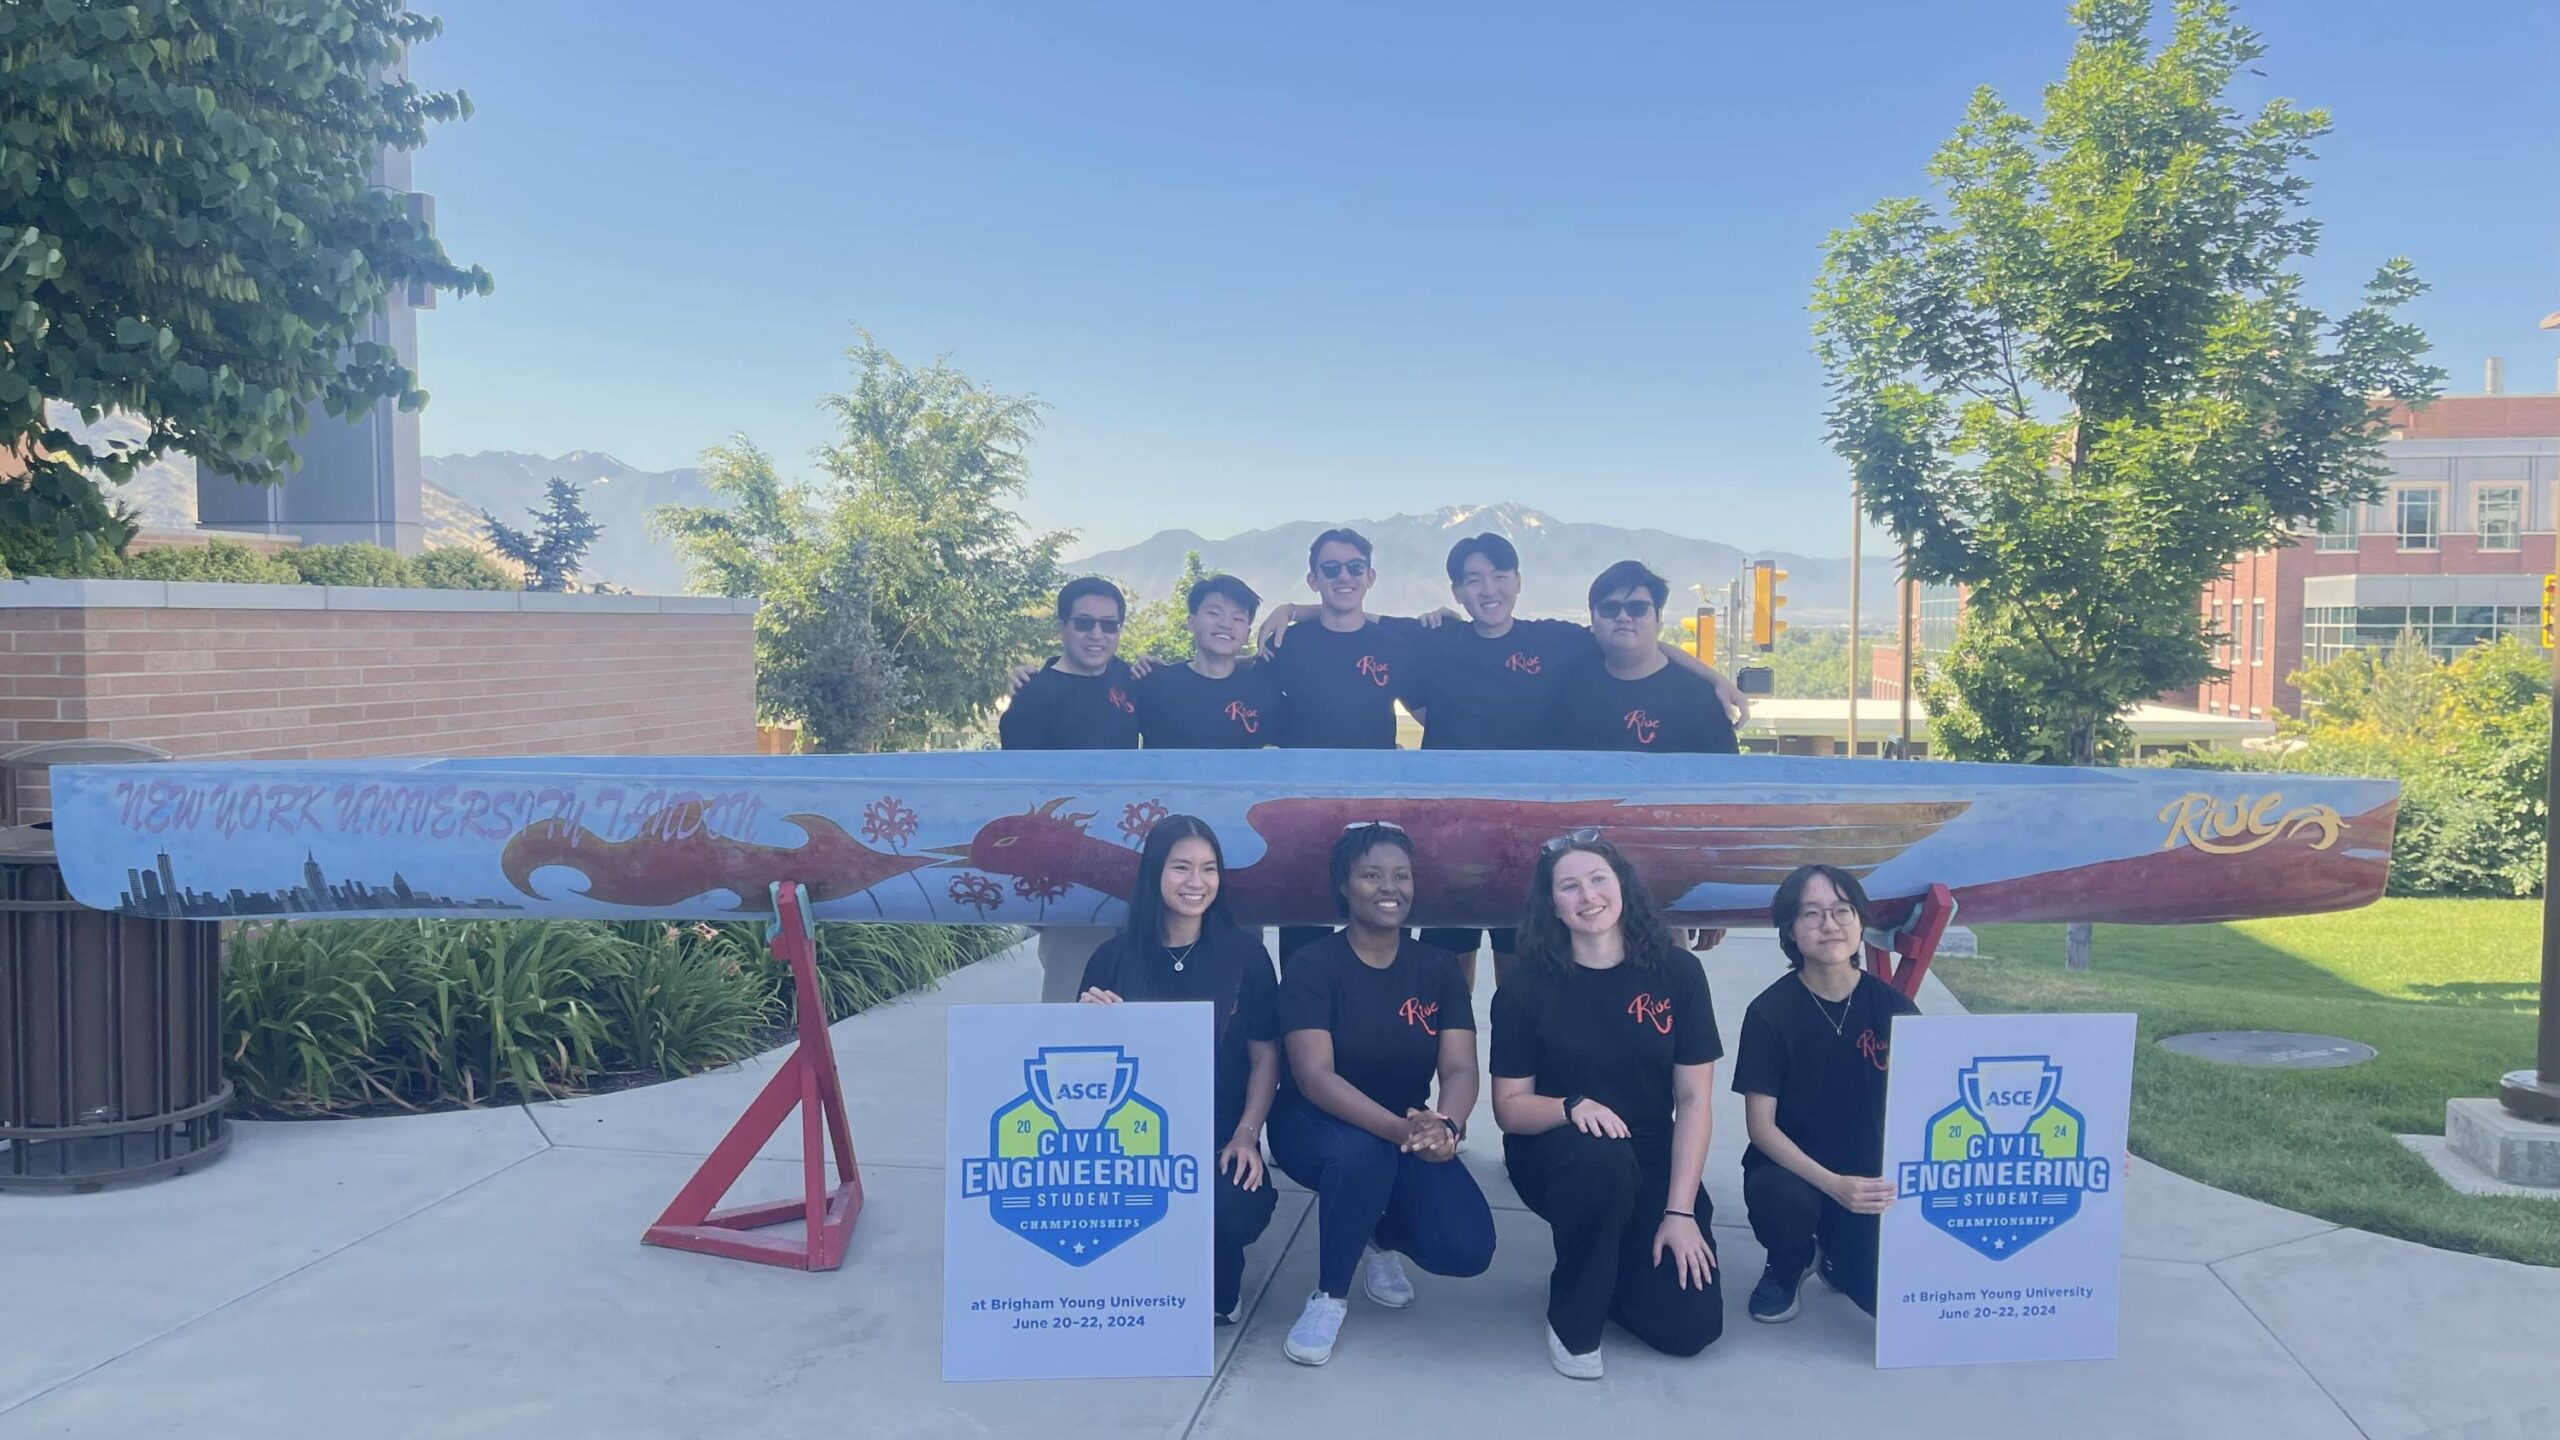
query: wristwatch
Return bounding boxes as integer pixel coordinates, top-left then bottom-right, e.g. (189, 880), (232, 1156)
(1561, 1092), (1586, 1124)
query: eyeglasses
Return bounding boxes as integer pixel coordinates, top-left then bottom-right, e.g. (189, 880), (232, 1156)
(1541, 826), (1602, 854)
(1065, 616), (1123, 634)
(1593, 599), (1656, 621)
(1797, 904), (1862, 930)
(1316, 559), (1372, 580)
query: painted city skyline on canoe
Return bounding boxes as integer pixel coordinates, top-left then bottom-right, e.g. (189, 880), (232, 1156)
(48, 752), (2400, 930)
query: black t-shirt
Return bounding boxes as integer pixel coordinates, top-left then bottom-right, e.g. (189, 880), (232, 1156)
(1134, 660), (1285, 749)
(1081, 922), (1280, 1138)
(1416, 618), (1592, 751)
(1490, 948), (1722, 1153)
(1730, 970), (1920, 1176)
(1268, 616), (1425, 750)
(1277, 932), (1473, 1115)
(1556, 662), (1739, 754)
(998, 658), (1141, 750)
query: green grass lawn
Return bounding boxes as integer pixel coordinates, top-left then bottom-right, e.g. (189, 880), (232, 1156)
(1941, 899), (2558, 1268)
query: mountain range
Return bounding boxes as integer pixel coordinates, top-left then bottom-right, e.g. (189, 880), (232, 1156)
(1067, 502), (1892, 625)
(420, 450), (715, 595)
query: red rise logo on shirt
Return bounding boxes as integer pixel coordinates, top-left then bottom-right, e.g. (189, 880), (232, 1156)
(1621, 708), (1661, 745)
(1505, 652), (1542, 675)
(1857, 1028), (1889, 1071)
(1356, 655), (1392, 687)
(1398, 997), (1439, 1035)
(1223, 700), (1261, 734)
(1627, 993), (1673, 1034)
(1108, 687), (1136, 714)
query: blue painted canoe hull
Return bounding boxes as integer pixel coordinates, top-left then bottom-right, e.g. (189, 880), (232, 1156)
(45, 751), (2397, 928)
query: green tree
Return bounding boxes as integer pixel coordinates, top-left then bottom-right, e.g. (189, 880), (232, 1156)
(1814, 0), (2441, 777)
(657, 439), (909, 752)
(0, 1), (491, 569)
(1115, 550), (1211, 666)
(485, 478), (601, 592)
(809, 335), (1071, 746)
(1767, 626), (1880, 700)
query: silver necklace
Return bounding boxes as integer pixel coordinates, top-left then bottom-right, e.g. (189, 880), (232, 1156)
(1165, 940), (1199, 973)
(1806, 982), (1852, 1036)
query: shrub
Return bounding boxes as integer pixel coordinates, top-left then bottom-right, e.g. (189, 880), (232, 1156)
(412, 546), (515, 591)
(400, 920), (618, 1104)
(285, 543), (416, 588)
(593, 923), (776, 1076)
(107, 539), (299, 584)
(222, 921), (417, 1114)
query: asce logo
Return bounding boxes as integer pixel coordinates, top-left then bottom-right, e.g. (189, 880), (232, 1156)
(1895, 1054), (2111, 1261)
(958, 1045), (1201, 1266)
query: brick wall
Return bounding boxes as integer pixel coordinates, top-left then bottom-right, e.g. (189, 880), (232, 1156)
(0, 581), (759, 821)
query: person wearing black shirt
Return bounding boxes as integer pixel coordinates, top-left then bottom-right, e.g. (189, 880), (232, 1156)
(1267, 823), (1493, 1367)
(1132, 573), (1286, 749)
(1492, 831), (1723, 1378)
(1256, 529), (1430, 963)
(1078, 815), (1281, 1323)
(1001, 576), (1140, 1002)
(1555, 559), (1742, 756)
(1733, 863), (1920, 1323)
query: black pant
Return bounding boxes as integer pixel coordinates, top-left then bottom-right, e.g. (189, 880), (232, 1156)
(1267, 1096), (1496, 1298)
(1214, 1162), (1279, 1315)
(1744, 1162), (1881, 1315)
(1505, 1127), (1723, 1357)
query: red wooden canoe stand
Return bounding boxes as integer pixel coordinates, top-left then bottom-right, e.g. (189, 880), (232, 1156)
(642, 881), (863, 1271)
(1867, 882), (1958, 1001)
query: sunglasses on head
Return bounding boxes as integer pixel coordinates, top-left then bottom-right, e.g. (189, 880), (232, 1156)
(1065, 616), (1123, 634)
(1316, 559), (1371, 580)
(1341, 820), (1408, 834)
(1542, 826), (1603, 854)
(1593, 598), (1656, 621)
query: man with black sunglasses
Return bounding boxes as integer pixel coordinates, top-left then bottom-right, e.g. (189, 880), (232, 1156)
(1001, 575), (1142, 1000)
(1557, 560), (1741, 756)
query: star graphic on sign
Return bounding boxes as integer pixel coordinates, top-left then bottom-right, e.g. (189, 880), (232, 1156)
(1993, 1238), (2008, 1251)
(1072, 1241), (1088, 1255)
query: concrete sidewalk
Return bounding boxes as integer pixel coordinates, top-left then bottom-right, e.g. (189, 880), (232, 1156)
(3, 936), (2554, 1440)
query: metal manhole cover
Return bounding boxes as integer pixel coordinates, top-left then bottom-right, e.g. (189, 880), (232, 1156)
(2157, 1031), (2376, 1070)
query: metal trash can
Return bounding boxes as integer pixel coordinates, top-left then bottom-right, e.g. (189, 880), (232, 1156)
(0, 741), (229, 1191)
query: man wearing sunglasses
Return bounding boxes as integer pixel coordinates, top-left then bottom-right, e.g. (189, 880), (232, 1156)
(1001, 575), (1142, 1000)
(1556, 560), (1742, 757)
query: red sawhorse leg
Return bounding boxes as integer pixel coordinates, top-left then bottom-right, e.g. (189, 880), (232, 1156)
(642, 880), (863, 1270)
(1865, 882), (1958, 1003)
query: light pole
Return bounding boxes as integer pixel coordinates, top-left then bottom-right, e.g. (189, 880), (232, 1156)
(1848, 479), (1862, 757)
(2510, 309), (2560, 1120)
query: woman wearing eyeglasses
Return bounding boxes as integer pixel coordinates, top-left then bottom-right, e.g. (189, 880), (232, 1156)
(1078, 815), (1281, 1326)
(1733, 863), (1919, 1324)
(1266, 822), (1495, 1367)
(1491, 829), (1722, 1378)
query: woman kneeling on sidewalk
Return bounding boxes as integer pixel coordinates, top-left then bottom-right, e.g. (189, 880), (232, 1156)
(1734, 863), (1918, 1323)
(1268, 822), (1497, 1367)
(1492, 829), (1723, 1379)
(1078, 815), (1280, 1326)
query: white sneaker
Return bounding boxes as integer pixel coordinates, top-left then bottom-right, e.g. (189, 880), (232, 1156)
(1285, 1292), (1348, 1365)
(1361, 1245), (1416, 1309)
(1547, 1324), (1604, 1380)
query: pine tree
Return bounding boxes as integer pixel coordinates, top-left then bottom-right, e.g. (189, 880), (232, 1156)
(485, 478), (603, 592)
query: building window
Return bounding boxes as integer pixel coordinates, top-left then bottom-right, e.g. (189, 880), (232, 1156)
(2251, 600), (2266, 665)
(2478, 485), (2523, 552)
(2300, 601), (2538, 668)
(2395, 488), (2442, 551)
(2316, 503), (2359, 551)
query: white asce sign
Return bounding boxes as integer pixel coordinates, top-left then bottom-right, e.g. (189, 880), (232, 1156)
(943, 1002), (1214, 1382)
(1874, 1012), (2135, 1369)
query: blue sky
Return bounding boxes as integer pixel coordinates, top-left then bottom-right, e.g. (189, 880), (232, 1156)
(409, 0), (2560, 557)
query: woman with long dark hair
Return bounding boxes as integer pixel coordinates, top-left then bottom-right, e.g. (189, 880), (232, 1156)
(1732, 863), (1918, 1324)
(1077, 815), (1280, 1325)
(1266, 822), (1495, 1367)
(1491, 829), (1722, 1378)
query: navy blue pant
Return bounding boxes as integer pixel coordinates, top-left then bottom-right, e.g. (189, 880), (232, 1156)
(1268, 1095), (1496, 1298)
(1744, 1162), (1881, 1315)
(1507, 1127), (1722, 1356)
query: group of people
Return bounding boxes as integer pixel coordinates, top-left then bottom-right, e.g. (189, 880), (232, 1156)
(1003, 533), (1913, 1377)
(1077, 818), (1913, 1377)
(1003, 528), (1748, 1000)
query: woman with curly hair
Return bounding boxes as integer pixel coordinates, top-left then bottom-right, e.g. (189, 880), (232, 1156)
(1491, 828), (1723, 1378)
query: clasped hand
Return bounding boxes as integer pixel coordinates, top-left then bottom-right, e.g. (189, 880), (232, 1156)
(1399, 1107), (1460, 1162)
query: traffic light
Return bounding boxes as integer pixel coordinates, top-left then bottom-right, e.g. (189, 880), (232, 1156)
(1751, 562), (1788, 650)
(1678, 608), (1718, 662)
(1678, 613), (1700, 656)
(2543, 573), (2556, 650)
